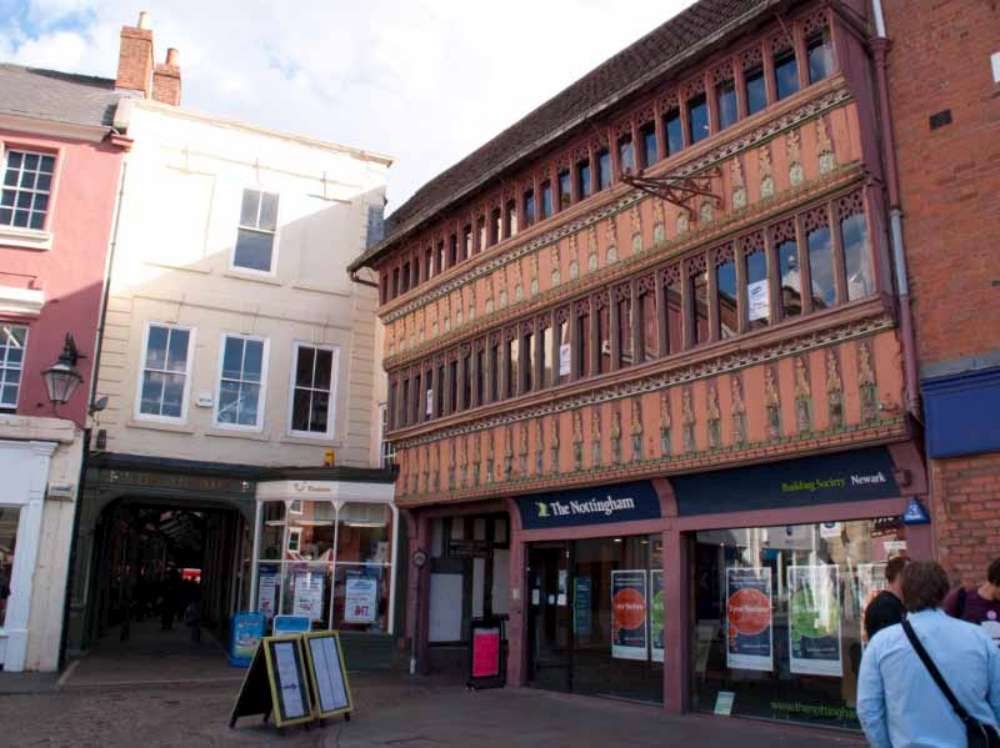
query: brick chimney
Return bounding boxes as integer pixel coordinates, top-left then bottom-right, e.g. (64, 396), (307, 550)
(153, 48), (182, 106)
(115, 11), (154, 97)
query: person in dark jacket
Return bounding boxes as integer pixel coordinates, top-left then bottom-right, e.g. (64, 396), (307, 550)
(864, 555), (909, 642)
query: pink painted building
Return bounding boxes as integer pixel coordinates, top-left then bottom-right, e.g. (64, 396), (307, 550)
(0, 64), (129, 671)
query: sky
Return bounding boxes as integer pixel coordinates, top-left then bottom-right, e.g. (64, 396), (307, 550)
(0, 0), (697, 214)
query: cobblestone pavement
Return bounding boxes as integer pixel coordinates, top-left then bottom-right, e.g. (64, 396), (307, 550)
(0, 624), (864, 746)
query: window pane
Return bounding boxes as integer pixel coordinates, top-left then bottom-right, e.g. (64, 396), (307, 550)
(618, 138), (635, 173)
(292, 389), (312, 431)
(641, 293), (658, 362)
(309, 390), (329, 432)
(598, 306), (611, 374)
(746, 250), (770, 330)
(808, 33), (833, 83)
(541, 182), (553, 219)
(716, 80), (738, 130)
(162, 373), (186, 417)
(665, 111), (683, 155)
(746, 68), (767, 115)
(578, 161), (592, 199)
(557, 320), (570, 385)
(777, 239), (802, 318)
(296, 346), (315, 387)
(523, 336), (534, 392)
(807, 227), (835, 309)
(243, 340), (263, 382)
(314, 349), (333, 389)
(0, 507), (21, 628)
(577, 314), (589, 377)
(222, 337), (244, 380)
(240, 189), (260, 227)
(774, 50), (799, 100)
(217, 380), (240, 423)
(842, 214), (874, 301)
(558, 171), (571, 209)
(145, 326), (168, 368)
(239, 383), (260, 425)
(140, 371), (165, 414)
(642, 126), (657, 167)
(543, 326), (554, 387)
(524, 191), (535, 225)
(618, 298), (633, 366)
(597, 150), (611, 190)
(688, 95), (709, 144)
(717, 258), (738, 339)
(691, 269), (710, 345)
(259, 193), (279, 231)
(166, 328), (189, 372)
(234, 229), (275, 271)
(508, 339), (519, 397)
(666, 276), (683, 355)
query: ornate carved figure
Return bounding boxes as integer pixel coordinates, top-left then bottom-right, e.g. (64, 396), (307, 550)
(519, 422), (529, 477)
(652, 199), (666, 244)
(484, 276), (495, 314)
(858, 341), (878, 422)
(659, 390), (672, 456)
(530, 253), (540, 296)
(826, 348), (844, 429)
(551, 415), (561, 475)
(448, 440), (456, 490)
(513, 259), (524, 302)
(589, 224), (601, 270)
(794, 356), (813, 433)
(699, 199), (714, 224)
(764, 364), (782, 438)
(504, 425), (514, 481)
(631, 397), (644, 462)
(730, 156), (747, 210)
(787, 127), (804, 186)
(498, 268), (508, 308)
(467, 285), (476, 322)
(431, 442), (440, 493)
(535, 419), (544, 476)
(591, 408), (603, 466)
(817, 115), (836, 174)
(572, 410), (584, 471)
(611, 406), (623, 464)
(472, 434), (481, 486)
(677, 211), (690, 235)
(551, 244), (562, 286)
(682, 386), (696, 452)
(707, 382), (722, 448)
(759, 144), (774, 199)
(569, 234), (580, 280)
(486, 432), (495, 484)
(422, 444), (430, 494)
(629, 204), (642, 253)
(441, 298), (450, 333)
(458, 436), (468, 489)
(731, 374), (747, 446)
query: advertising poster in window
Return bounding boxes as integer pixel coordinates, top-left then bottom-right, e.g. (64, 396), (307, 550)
(650, 569), (665, 663)
(725, 567), (774, 672)
(747, 279), (769, 321)
(292, 568), (325, 621)
(856, 563), (887, 646)
(344, 572), (378, 624)
(257, 565), (279, 619)
(788, 565), (843, 676)
(573, 576), (592, 638)
(611, 569), (647, 661)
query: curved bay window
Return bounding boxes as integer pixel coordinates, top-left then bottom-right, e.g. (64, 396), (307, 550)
(252, 495), (397, 633)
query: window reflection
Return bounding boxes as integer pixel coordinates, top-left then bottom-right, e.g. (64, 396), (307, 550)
(807, 227), (836, 309)
(807, 31), (834, 83)
(745, 249), (770, 330)
(745, 67), (767, 115)
(777, 239), (802, 318)
(717, 258), (738, 339)
(691, 268), (710, 344)
(665, 110), (684, 156)
(716, 80), (738, 130)
(688, 94), (709, 144)
(841, 214), (874, 301)
(774, 49), (799, 100)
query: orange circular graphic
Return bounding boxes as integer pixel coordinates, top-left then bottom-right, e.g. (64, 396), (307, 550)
(613, 588), (646, 631)
(727, 588), (771, 636)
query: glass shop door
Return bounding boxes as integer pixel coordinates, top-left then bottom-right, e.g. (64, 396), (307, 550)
(527, 541), (572, 692)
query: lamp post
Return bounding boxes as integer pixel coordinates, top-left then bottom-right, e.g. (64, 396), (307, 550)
(42, 333), (84, 406)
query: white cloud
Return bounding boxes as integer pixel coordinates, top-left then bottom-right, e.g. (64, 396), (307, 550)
(1, 0), (697, 211)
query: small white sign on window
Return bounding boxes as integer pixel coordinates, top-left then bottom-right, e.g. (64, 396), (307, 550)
(558, 343), (572, 376)
(426, 389), (433, 416)
(714, 690), (735, 716)
(748, 279), (769, 321)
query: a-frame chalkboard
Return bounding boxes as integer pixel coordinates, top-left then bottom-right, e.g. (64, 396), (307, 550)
(302, 631), (353, 721)
(229, 635), (314, 729)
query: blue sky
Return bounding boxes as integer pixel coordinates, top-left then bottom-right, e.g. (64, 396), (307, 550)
(0, 0), (696, 211)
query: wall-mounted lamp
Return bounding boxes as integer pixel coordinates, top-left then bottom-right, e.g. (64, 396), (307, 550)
(42, 334), (84, 405)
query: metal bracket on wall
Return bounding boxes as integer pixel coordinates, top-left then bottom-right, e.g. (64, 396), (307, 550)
(621, 167), (723, 217)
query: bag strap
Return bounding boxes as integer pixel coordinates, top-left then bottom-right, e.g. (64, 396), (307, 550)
(957, 586), (968, 618)
(902, 619), (973, 723)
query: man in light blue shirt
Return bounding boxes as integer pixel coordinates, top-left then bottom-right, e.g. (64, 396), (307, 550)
(858, 561), (1000, 747)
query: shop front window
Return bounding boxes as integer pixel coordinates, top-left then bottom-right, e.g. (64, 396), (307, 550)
(254, 499), (394, 633)
(692, 518), (908, 730)
(0, 507), (19, 627)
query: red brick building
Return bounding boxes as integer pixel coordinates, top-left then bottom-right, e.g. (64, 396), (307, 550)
(351, 0), (932, 731)
(878, 0), (1000, 585)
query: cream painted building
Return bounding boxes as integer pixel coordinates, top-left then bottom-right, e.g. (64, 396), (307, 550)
(65, 17), (397, 659)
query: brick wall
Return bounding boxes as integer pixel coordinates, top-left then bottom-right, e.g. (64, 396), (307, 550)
(883, 0), (1000, 369)
(929, 452), (1000, 584)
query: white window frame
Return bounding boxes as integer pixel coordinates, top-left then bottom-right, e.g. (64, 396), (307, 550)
(230, 188), (280, 276)
(287, 341), (339, 439)
(134, 322), (195, 424)
(213, 333), (270, 432)
(0, 324), (29, 413)
(379, 404), (396, 468)
(0, 148), (55, 232)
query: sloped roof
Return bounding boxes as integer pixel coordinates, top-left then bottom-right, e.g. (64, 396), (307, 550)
(350, 0), (779, 272)
(0, 63), (128, 129)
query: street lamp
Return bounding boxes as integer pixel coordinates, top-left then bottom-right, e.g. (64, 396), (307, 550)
(42, 334), (84, 405)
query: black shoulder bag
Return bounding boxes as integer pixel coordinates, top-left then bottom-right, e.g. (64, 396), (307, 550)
(902, 619), (1000, 748)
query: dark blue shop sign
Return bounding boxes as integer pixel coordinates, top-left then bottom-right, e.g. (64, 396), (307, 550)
(517, 480), (661, 530)
(671, 447), (899, 516)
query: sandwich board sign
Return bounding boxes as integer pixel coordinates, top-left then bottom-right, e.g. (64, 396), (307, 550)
(229, 635), (314, 729)
(302, 631), (353, 720)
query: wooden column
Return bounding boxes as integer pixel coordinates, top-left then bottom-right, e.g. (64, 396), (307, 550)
(655, 272), (669, 358)
(630, 280), (643, 365)
(653, 99), (667, 166)
(762, 40), (778, 105)
(735, 246), (749, 335)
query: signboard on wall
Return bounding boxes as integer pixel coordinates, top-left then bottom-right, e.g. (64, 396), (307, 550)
(725, 567), (773, 672)
(611, 570), (648, 661)
(671, 447), (899, 516)
(517, 481), (661, 530)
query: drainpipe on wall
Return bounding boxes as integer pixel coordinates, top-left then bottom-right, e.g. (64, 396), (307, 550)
(870, 0), (921, 421)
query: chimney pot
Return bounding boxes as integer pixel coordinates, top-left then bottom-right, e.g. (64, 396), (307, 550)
(137, 11), (151, 30)
(165, 48), (179, 66)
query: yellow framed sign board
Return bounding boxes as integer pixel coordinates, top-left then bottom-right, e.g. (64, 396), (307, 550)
(302, 631), (353, 720)
(230, 635), (314, 729)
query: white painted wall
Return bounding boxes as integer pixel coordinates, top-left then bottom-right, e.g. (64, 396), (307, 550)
(95, 100), (391, 468)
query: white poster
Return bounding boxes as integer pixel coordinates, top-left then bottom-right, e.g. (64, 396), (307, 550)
(309, 636), (349, 712)
(344, 574), (378, 624)
(788, 565), (843, 677)
(292, 569), (325, 621)
(819, 522), (842, 539)
(857, 563), (887, 646)
(425, 388), (433, 416)
(748, 279), (769, 321)
(273, 641), (306, 718)
(559, 343), (571, 376)
(257, 569), (279, 619)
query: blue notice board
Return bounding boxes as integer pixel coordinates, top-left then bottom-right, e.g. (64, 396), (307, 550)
(273, 615), (311, 635)
(229, 612), (266, 667)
